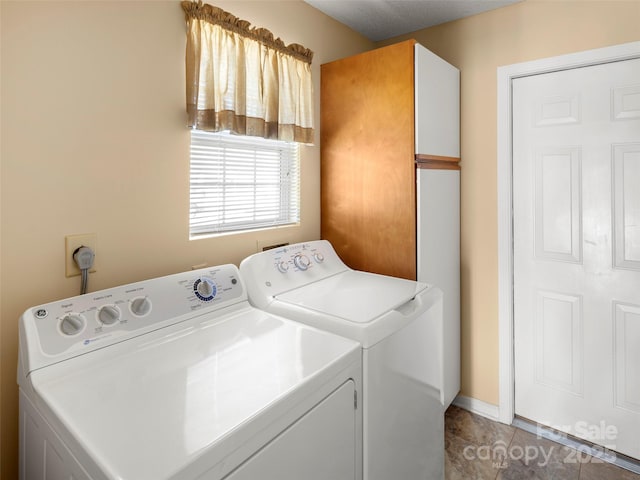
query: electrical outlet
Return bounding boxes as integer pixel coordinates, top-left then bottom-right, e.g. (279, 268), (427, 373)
(65, 233), (97, 278)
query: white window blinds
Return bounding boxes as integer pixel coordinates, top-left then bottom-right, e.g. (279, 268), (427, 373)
(189, 131), (300, 236)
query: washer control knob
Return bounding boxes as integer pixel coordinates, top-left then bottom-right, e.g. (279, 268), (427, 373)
(194, 277), (217, 301)
(276, 261), (289, 273)
(294, 254), (311, 271)
(313, 252), (325, 263)
(130, 297), (152, 317)
(98, 305), (120, 325)
(60, 313), (86, 336)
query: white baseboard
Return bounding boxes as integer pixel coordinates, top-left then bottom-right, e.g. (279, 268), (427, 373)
(451, 395), (501, 423)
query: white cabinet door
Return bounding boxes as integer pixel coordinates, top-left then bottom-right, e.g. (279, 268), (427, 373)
(224, 380), (357, 480)
(513, 57), (640, 459)
(414, 44), (460, 158)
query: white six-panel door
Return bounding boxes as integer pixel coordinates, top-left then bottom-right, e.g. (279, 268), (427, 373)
(513, 57), (640, 460)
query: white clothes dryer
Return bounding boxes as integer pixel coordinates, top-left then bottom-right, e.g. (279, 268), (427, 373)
(18, 264), (362, 480)
(240, 240), (445, 480)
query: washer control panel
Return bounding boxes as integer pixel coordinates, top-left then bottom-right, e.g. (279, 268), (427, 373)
(239, 240), (350, 305)
(267, 242), (334, 276)
(21, 264), (244, 370)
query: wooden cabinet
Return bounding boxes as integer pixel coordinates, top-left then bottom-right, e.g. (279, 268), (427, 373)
(320, 39), (459, 281)
(321, 40), (417, 280)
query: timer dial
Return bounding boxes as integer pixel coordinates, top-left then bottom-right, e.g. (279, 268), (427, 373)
(59, 313), (86, 336)
(130, 297), (152, 317)
(194, 277), (217, 301)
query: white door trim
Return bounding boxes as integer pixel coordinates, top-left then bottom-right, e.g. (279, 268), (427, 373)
(496, 41), (640, 425)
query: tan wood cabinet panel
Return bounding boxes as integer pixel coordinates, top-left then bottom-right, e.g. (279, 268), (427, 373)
(321, 40), (417, 280)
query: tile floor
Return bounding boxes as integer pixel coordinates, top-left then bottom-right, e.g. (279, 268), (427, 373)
(445, 405), (640, 480)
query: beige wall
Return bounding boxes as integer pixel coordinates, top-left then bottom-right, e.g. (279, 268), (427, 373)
(378, 0), (640, 406)
(3, 0), (639, 476)
(0, 1), (372, 477)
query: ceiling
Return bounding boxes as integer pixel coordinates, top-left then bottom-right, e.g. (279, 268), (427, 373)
(303, 0), (522, 42)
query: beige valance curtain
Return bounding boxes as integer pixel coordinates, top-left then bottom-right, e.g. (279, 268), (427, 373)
(181, 1), (314, 144)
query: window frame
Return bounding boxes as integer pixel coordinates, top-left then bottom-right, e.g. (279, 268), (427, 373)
(189, 130), (301, 238)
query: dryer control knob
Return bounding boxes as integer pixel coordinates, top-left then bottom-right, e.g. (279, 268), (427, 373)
(98, 305), (120, 325)
(130, 297), (152, 317)
(276, 261), (289, 273)
(194, 278), (216, 301)
(294, 254), (311, 271)
(313, 252), (325, 263)
(60, 313), (86, 336)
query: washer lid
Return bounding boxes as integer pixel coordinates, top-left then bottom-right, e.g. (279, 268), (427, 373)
(276, 271), (427, 324)
(29, 307), (359, 480)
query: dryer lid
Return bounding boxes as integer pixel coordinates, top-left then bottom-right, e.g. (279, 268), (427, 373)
(29, 308), (359, 480)
(276, 270), (427, 324)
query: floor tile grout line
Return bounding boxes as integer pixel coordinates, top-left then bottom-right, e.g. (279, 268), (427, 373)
(497, 425), (518, 479)
(578, 452), (584, 479)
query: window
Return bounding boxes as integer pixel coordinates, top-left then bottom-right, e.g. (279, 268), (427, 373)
(189, 130), (300, 237)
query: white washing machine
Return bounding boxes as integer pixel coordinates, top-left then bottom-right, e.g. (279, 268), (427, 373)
(240, 240), (445, 480)
(18, 264), (362, 480)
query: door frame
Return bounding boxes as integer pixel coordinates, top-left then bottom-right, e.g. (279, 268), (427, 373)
(497, 41), (640, 425)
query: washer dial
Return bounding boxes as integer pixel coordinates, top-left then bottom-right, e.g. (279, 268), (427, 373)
(294, 254), (311, 271)
(194, 277), (217, 301)
(276, 260), (289, 273)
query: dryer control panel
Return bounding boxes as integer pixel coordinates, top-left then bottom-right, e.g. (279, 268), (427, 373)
(240, 240), (350, 309)
(20, 264), (245, 374)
